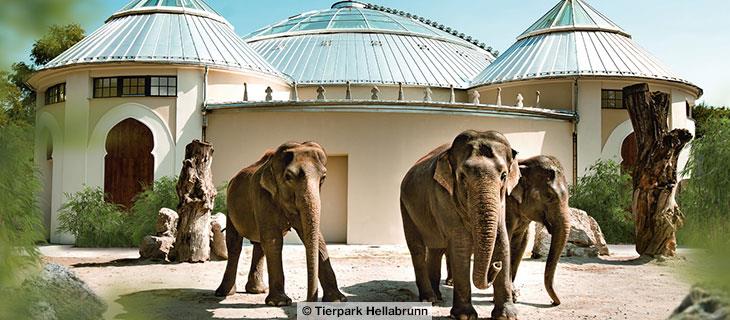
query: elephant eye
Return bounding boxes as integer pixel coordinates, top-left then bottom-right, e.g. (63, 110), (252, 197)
(500, 172), (507, 181)
(284, 171), (296, 181)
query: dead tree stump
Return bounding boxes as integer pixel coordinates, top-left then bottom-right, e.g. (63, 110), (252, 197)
(174, 140), (217, 262)
(623, 83), (692, 257)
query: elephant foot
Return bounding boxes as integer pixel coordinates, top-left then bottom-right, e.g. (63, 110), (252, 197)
(245, 280), (268, 294)
(214, 283), (236, 297)
(450, 304), (478, 320)
(265, 292), (292, 306)
(491, 302), (519, 320)
(323, 290), (348, 302)
(419, 293), (439, 304)
(444, 278), (454, 287)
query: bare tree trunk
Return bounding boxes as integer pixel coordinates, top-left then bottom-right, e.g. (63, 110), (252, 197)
(174, 140), (217, 262)
(623, 84), (692, 257)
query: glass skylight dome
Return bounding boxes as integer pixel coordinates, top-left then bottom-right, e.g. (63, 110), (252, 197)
(245, 1), (481, 47)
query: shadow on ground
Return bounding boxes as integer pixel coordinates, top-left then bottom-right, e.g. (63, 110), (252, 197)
(114, 288), (295, 320)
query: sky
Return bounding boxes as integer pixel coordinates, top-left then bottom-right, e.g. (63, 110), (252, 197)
(6, 0), (729, 106)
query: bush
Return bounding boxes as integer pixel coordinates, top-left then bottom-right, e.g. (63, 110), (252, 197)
(569, 160), (634, 244)
(57, 186), (131, 247)
(213, 181), (228, 214)
(678, 117), (730, 294)
(126, 176), (179, 245)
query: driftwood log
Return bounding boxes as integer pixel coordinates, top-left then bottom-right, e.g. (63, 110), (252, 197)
(623, 83), (692, 257)
(174, 140), (217, 262)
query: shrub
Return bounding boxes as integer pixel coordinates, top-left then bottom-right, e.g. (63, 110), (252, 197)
(213, 181), (228, 214)
(57, 186), (130, 247)
(678, 117), (730, 294)
(569, 160), (634, 244)
(126, 176), (179, 245)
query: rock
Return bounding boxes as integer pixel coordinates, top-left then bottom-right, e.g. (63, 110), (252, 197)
(22, 263), (106, 320)
(669, 286), (729, 320)
(532, 208), (610, 258)
(210, 212), (228, 260)
(139, 235), (175, 260)
(155, 208), (179, 237)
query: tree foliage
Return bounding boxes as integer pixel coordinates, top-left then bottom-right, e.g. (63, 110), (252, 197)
(692, 103), (730, 139)
(569, 160), (635, 244)
(127, 177), (180, 245)
(31, 24), (85, 66)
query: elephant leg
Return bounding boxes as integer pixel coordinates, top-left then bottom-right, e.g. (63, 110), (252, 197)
(261, 235), (291, 306)
(426, 248), (445, 302)
(448, 236), (476, 320)
(315, 232), (348, 302)
(245, 242), (267, 294)
(401, 204), (437, 303)
(444, 250), (454, 286)
(491, 222), (518, 320)
(215, 218), (243, 297)
(508, 221), (530, 302)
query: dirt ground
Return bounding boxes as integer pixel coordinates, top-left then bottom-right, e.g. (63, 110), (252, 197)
(40, 244), (691, 320)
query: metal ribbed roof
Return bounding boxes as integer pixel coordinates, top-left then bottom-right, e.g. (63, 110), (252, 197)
(471, 0), (699, 92)
(41, 0), (282, 77)
(246, 1), (494, 88)
(518, 0), (628, 40)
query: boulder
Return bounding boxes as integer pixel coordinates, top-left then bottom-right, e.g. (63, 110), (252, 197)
(532, 208), (610, 258)
(155, 208), (179, 237)
(22, 263), (106, 320)
(669, 286), (729, 320)
(139, 235), (175, 260)
(210, 212), (228, 260)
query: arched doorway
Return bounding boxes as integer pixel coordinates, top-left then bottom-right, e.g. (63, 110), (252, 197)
(104, 118), (154, 209)
(621, 132), (638, 174)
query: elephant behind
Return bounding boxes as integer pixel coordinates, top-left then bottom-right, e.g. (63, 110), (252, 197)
(400, 130), (521, 320)
(215, 141), (347, 306)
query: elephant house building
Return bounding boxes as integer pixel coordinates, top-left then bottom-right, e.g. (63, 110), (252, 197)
(29, 0), (701, 244)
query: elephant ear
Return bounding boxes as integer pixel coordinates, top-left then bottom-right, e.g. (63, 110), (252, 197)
(505, 149), (521, 195)
(434, 153), (454, 196)
(259, 163), (278, 198)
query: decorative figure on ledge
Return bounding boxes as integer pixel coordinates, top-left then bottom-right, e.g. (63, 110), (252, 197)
(265, 86), (273, 102)
(536, 90), (541, 108)
(316, 85), (326, 100)
(243, 82), (248, 102)
(398, 82), (404, 101)
(496, 87), (502, 106)
(292, 82), (299, 102)
(449, 84), (456, 103)
(345, 81), (352, 100)
(470, 90), (480, 105)
(424, 87), (432, 102)
(516, 93), (524, 107)
(371, 85), (380, 100)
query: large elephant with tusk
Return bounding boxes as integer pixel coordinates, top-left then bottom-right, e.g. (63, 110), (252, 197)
(400, 130), (521, 320)
(215, 141), (347, 306)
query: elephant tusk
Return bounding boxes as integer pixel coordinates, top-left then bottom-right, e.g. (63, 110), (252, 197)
(486, 261), (503, 288)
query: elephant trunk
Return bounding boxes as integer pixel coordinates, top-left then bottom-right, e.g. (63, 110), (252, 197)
(300, 179), (321, 302)
(545, 205), (570, 306)
(471, 185), (501, 290)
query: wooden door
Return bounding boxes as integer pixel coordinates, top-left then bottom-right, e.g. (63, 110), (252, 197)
(104, 118), (154, 209)
(621, 132), (638, 174)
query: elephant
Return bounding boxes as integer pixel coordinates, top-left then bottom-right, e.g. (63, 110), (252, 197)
(400, 130), (521, 320)
(214, 141), (347, 306)
(442, 155), (571, 306)
(505, 155), (570, 306)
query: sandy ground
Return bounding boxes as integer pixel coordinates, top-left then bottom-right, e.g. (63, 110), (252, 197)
(40, 244), (691, 320)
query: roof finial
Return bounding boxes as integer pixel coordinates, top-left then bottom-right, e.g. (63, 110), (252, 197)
(449, 84), (455, 103)
(371, 85), (380, 100)
(424, 87), (432, 102)
(398, 82), (404, 101)
(345, 81), (352, 100)
(317, 85), (326, 100)
(516, 93), (524, 107)
(471, 90), (480, 105)
(536, 90), (541, 108)
(243, 82), (248, 101)
(265, 86), (273, 101)
(496, 87), (502, 106)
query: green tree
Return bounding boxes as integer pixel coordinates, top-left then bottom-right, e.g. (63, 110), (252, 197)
(31, 24), (85, 66)
(692, 103), (730, 139)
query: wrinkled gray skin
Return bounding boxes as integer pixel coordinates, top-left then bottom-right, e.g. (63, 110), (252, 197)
(400, 130), (521, 320)
(215, 142), (347, 306)
(506, 155), (571, 306)
(444, 155), (571, 306)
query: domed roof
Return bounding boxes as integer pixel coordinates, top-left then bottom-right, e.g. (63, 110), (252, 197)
(471, 0), (700, 95)
(246, 1), (495, 88)
(41, 0), (282, 78)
